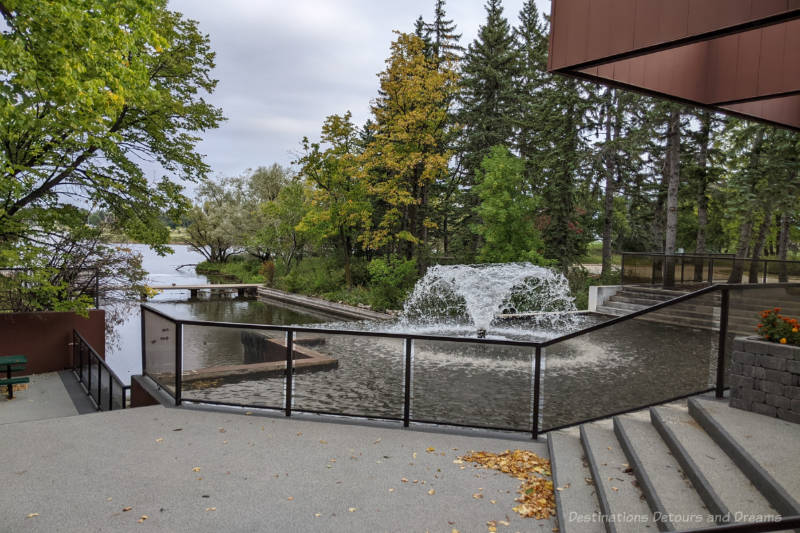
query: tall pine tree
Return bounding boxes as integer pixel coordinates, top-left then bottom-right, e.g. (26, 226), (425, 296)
(455, 0), (520, 259)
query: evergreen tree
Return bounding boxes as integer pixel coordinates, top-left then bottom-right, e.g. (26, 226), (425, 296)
(455, 0), (521, 259)
(424, 0), (463, 64)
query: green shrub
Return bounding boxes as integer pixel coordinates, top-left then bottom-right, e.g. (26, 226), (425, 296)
(276, 256), (344, 295)
(567, 267), (621, 310)
(367, 257), (418, 311)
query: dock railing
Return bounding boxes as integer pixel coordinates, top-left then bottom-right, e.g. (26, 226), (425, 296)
(140, 282), (800, 439)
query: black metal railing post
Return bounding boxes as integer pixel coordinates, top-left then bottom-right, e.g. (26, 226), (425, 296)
(620, 253), (626, 285)
(108, 372), (113, 411)
(285, 330), (293, 417)
(708, 257), (715, 283)
(403, 338), (412, 427)
(763, 260), (768, 284)
(532, 346), (542, 440)
(716, 287), (730, 398)
(175, 323), (183, 406)
(140, 307), (147, 374)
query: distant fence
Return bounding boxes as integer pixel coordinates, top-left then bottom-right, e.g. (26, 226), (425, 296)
(621, 253), (800, 286)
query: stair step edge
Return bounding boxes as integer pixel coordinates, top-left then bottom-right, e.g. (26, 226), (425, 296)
(687, 398), (800, 518)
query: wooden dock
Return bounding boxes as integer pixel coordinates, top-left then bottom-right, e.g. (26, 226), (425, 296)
(151, 283), (262, 298)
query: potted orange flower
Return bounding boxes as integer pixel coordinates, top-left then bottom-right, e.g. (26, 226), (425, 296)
(756, 308), (800, 347)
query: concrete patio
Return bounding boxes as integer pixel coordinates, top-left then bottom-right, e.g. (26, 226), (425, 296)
(3, 373), (800, 533)
(0, 384), (552, 533)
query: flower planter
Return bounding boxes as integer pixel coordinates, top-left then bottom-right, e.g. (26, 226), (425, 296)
(729, 336), (800, 424)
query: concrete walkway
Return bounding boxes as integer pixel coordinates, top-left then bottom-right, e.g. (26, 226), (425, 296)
(0, 371), (94, 425)
(0, 405), (553, 533)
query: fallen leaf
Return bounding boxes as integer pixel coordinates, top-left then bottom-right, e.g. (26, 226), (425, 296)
(348, 507), (357, 513)
(205, 507), (216, 512)
(296, 432), (302, 436)
(412, 452), (417, 459)
(155, 438), (164, 443)
(320, 440), (327, 444)
(426, 447), (435, 453)
(611, 487), (619, 492)
(401, 478), (408, 483)
(287, 497), (294, 501)
(314, 513), (321, 517)
(499, 520), (510, 526)
(452, 529), (460, 533)
(218, 428), (226, 433)
(122, 507), (132, 512)
(428, 489), (435, 495)
(460, 449), (555, 520)
(192, 467), (201, 472)
(245, 411), (252, 415)
(487, 520), (498, 532)
(490, 499), (496, 504)
(453, 459), (463, 464)
(107, 498), (112, 502)
(388, 488), (395, 492)
(26, 513), (39, 518)
(373, 438), (381, 444)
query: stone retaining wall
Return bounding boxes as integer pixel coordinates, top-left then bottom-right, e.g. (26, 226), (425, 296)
(729, 336), (800, 424)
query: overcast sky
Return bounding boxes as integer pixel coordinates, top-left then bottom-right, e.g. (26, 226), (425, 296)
(166, 0), (550, 185)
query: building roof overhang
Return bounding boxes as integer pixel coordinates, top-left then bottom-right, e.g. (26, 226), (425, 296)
(547, 0), (800, 130)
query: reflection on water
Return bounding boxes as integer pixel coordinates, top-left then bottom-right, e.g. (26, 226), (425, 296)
(180, 317), (716, 431)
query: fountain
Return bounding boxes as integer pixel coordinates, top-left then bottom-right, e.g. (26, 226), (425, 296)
(399, 262), (579, 339)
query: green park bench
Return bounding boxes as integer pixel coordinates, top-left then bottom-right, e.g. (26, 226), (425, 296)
(0, 354), (29, 399)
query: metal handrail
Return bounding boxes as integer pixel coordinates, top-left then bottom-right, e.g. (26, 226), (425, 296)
(140, 282), (800, 438)
(72, 329), (129, 411)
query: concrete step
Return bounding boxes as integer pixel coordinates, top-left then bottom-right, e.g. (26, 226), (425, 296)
(688, 397), (800, 518)
(613, 414), (714, 531)
(548, 429), (605, 533)
(650, 405), (778, 526)
(580, 421), (655, 532)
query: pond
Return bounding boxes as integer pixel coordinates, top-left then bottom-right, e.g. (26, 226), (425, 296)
(104, 244), (327, 384)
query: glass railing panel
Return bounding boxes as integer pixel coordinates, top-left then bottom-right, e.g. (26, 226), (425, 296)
(765, 260), (800, 283)
(111, 380), (126, 410)
(622, 254), (656, 285)
(180, 324), (286, 409)
(96, 363), (110, 409)
(711, 257), (735, 283)
(541, 293), (719, 431)
(411, 339), (534, 431)
(142, 308), (177, 397)
(291, 332), (404, 419)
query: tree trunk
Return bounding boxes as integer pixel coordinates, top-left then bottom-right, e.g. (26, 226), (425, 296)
(728, 128), (764, 283)
(778, 212), (790, 282)
(601, 92), (617, 277)
(748, 207), (773, 283)
(340, 229), (352, 288)
(693, 112), (711, 282)
(663, 109), (681, 288)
